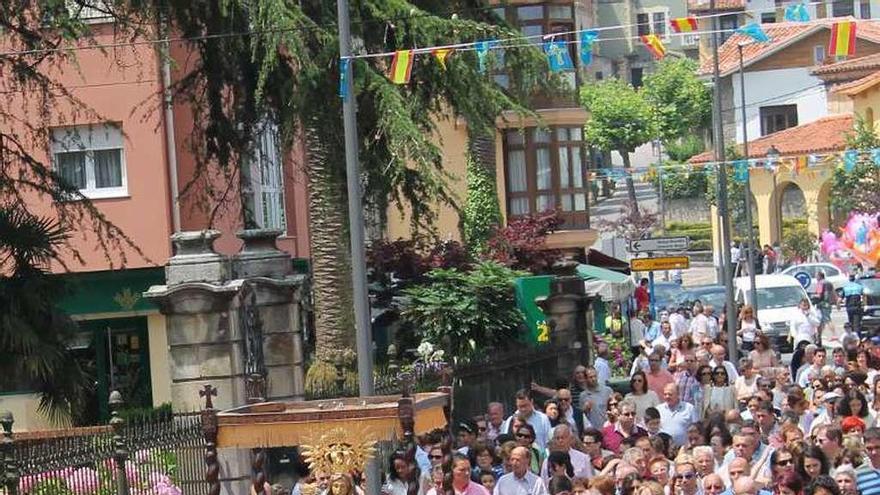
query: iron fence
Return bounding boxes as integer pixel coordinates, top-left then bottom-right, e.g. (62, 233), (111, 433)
(2, 410), (207, 495)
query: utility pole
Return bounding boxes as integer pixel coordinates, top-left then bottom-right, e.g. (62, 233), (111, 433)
(738, 43), (760, 314)
(709, 0), (738, 361)
(336, 1), (380, 493)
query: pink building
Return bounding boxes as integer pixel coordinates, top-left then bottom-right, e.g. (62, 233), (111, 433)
(1, 18), (310, 429)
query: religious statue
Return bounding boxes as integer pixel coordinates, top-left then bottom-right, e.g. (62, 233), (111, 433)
(298, 428), (376, 495)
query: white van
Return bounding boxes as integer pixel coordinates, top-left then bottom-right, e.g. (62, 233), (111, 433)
(734, 274), (812, 352)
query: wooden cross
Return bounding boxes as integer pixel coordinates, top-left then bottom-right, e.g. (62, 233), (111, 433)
(200, 384), (218, 410)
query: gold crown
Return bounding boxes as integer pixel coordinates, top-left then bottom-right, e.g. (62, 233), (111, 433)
(300, 427), (377, 476)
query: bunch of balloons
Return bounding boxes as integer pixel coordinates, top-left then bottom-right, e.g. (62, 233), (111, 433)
(821, 213), (880, 269)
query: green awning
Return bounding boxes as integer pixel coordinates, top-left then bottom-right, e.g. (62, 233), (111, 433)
(576, 264), (630, 283)
(576, 264), (635, 302)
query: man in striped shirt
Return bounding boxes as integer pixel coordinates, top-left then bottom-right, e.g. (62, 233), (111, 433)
(857, 428), (880, 495)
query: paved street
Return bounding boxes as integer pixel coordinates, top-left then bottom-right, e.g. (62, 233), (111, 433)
(591, 179), (658, 227)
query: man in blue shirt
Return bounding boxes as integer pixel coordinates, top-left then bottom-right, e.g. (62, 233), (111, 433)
(843, 274), (866, 336)
(857, 427), (880, 495)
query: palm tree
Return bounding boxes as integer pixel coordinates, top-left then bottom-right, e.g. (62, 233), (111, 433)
(0, 209), (87, 422)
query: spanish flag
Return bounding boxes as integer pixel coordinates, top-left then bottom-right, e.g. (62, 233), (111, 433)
(389, 50), (414, 84)
(641, 34), (666, 60)
(829, 21), (857, 57)
(432, 48), (454, 70)
(670, 17), (698, 33)
(793, 156), (808, 176)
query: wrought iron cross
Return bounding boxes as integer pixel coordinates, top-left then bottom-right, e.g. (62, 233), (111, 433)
(200, 384), (218, 410)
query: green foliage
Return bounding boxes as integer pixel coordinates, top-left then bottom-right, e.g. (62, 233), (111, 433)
(783, 224), (815, 263)
(401, 261), (527, 361)
(462, 155), (502, 254)
(664, 135), (706, 162)
(642, 58), (712, 143)
(664, 222), (712, 241)
(581, 79), (656, 153)
(705, 146), (753, 237)
(689, 239), (712, 251)
(831, 116), (880, 220)
(653, 164), (708, 200)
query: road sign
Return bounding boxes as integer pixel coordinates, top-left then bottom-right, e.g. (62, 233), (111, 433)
(631, 256), (690, 271)
(794, 271), (812, 289)
(628, 236), (690, 253)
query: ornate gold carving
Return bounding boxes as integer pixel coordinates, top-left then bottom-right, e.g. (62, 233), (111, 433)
(300, 427), (377, 476)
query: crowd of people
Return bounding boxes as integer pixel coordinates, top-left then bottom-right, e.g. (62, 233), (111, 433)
(368, 296), (880, 495)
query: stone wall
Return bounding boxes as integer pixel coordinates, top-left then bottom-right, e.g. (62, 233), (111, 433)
(662, 198), (712, 223)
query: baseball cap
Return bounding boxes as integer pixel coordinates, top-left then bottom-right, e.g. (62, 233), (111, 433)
(871, 336), (880, 345)
(823, 391), (842, 403)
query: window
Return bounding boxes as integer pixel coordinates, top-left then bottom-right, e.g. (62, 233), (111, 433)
(652, 12), (667, 38)
(759, 105), (798, 136)
(66, 0), (112, 22)
(832, 0), (855, 17)
(861, 0), (871, 18)
(243, 120), (287, 231)
(761, 12), (776, 23)
(635, 8), (669, 39)
(813, 45), (826, 64)
(52, 124), (126, 199)
(719, 15), (739, 43)
(595, 71), (604, 81)
(637, 13), (651, 36)
(503, 127), (590, 229)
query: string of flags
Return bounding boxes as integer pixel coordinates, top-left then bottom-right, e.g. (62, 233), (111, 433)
(588, 148), (880, 185)
(340, 5), (871, 88)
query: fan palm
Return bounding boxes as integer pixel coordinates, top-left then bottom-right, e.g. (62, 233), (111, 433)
(0, 208), (87, 423)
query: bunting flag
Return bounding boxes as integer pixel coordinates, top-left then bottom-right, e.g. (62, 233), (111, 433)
(736, 22), (771, 43)
(829, 21), (857, 57)
(670, 17), (698, 33)
(784, 3), (810, 22)
(872, 148), (880, 166)
(389, 50), (414, 84)
(808, 154), (820, 167)
(432, 48), (455, 70)
(844, 150), (859, 172)
(764, 156), (778, 174)
(580, 30), (599, 66)
(544, 41), (574, 71)
(793, 156), (807, 176)
(640, 34), (666, 60)
(338, 58), (350, 100)
(733, 160), (749, 183)
(475, 40), (497, 73)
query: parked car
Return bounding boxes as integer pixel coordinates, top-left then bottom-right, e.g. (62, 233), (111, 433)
(856, 275), (880, 334)
(674, 285), (727, 316)
(734, 274), (812, 353)
(652, 281), (687, 313)
(781, 262), (849, 292)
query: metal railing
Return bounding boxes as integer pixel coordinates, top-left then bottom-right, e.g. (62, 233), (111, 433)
(1, 393), (207, 495)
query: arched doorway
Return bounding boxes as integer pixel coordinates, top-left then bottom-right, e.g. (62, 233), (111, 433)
(774, 181), (806, 241)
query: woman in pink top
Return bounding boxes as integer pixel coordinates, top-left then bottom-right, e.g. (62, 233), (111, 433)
(448, 455), (490, 495)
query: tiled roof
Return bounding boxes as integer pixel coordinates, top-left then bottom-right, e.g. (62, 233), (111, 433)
(833, 70), (880, 95)
(688, 0), (745, 12)
(812, 52), (880, 75)
(697, 18), (880, 77)
(689, 114), (853, 163)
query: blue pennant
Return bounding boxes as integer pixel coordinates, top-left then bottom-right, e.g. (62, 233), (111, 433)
(338, 58), (351, 101)
(733, 160), (749, 183)
(475, 39), (498, 73)
(736, 22), (771, 43)
(544, 41), (574, 71)
(872, 148), (880, 166)
(844, 150), (859, 172)
(784, 3), (810, 22)
(580, 30), (599, 66)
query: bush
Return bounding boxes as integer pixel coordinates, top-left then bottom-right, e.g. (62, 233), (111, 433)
(783, 224), (814, 264)
(689, 239), (712, 251)
(367, 238), (471, 287)
(462, 155), (502, 254)
(483, 211), (564, 274)
(401, 261), (527, 361)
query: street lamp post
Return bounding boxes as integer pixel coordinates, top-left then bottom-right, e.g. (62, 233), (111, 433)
(766, 145), (782, 244)
(738, 43), (760, 313)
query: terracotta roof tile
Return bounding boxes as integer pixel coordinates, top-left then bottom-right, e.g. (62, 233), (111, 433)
(688, 0), (744, 12)
(812, 52), (880, 75)
(689, 114), (853, 163)
(697, 18), (880, 77)
(833, 70), (880, 95)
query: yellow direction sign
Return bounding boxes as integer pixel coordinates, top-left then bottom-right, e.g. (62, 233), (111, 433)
(631, 256), (690, 271)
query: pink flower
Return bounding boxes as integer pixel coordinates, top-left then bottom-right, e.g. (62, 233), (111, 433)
(152, 479), (183, 495)
(148, 472), (171, 488)
(64, 467), (101, 495)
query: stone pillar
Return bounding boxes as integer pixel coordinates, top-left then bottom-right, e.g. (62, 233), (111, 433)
(145, 229), (308, 495)
(536, 261), (595, 373)
(754, 193), (780, 247)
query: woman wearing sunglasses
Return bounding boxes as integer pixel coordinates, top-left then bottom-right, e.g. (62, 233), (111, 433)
(702, 366), (736, 418)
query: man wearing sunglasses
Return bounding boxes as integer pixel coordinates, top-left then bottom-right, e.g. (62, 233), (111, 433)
(673, 459), (701, 495)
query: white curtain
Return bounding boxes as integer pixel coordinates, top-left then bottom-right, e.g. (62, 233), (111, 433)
(94, 149), (122, 188)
